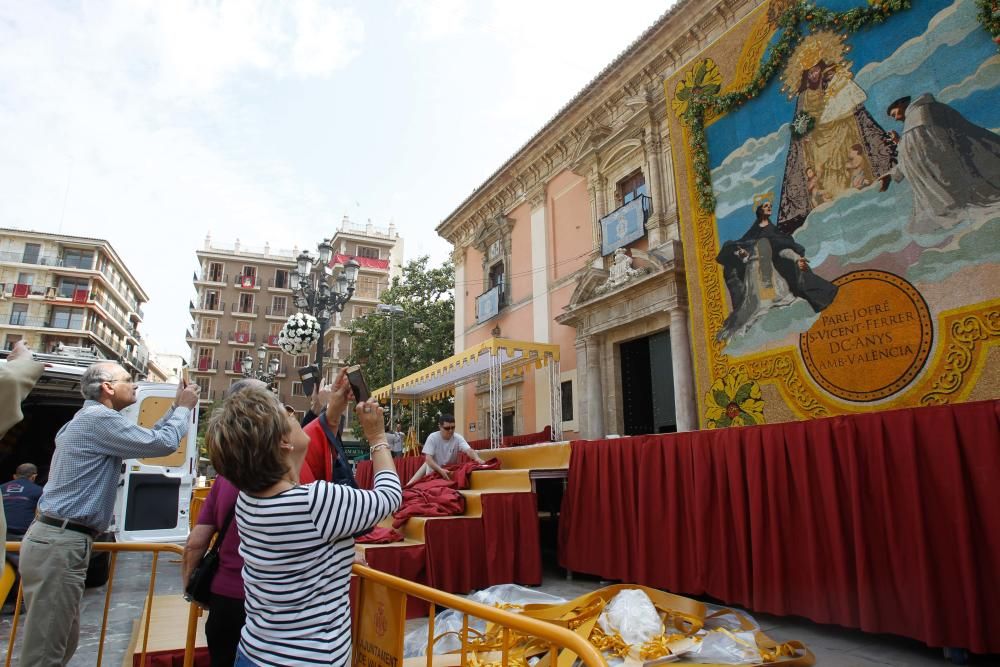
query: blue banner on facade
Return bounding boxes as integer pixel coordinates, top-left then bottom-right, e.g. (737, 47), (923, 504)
(601, 196), (648, 256)
(476, 285), (501, 323)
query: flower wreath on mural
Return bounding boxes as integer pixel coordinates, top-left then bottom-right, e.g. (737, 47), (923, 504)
(704, 369), (765, 428)
(676, 0), (998, 213)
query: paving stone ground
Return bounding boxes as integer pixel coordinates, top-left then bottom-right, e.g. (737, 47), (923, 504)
(2, 554), (994, 666)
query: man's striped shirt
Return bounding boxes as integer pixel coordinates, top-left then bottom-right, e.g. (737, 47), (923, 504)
(237, 469), (402, 666)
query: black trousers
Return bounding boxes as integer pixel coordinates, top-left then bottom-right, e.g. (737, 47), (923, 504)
(205, 593), (246, 667)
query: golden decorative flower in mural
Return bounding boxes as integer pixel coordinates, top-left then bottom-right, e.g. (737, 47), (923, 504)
(780, 31), (851, 99)
(672, 59), (722, 118)
(705, 369), (765, 428)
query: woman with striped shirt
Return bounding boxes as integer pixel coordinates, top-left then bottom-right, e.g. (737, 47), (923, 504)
(207, 382), (402, 666)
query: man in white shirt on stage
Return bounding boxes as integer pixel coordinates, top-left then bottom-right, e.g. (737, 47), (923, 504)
(406, 414), (483, 485)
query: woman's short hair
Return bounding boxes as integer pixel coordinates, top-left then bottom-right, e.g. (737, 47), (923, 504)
(207, 386), (291, 493)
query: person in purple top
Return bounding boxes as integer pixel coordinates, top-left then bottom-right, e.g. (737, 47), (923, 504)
(182, 379), (263, 667)
(183, 476), (244, 667)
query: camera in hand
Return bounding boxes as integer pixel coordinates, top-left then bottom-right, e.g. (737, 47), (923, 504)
(345, 364), (370, 403)
(297, 364), (320, 397)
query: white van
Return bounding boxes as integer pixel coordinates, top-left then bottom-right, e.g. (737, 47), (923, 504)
(2, 355), (198, 546)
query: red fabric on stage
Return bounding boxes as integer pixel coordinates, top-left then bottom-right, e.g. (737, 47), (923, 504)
(424, 517), (488, 593)
(481, 493), (543, 586)
(356, 543), (429, 618)
(355, 455), (425, 490)
(558, 400), (1000, 653)
(465, 426), (552, 450)
(438, 458), (501, 488)
(392, 479), (465, 529)
(132, 647), (210, 666)
(355, 526), (404, 544)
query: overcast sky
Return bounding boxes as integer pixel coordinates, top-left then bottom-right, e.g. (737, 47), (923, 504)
(0, 0), (672, 357)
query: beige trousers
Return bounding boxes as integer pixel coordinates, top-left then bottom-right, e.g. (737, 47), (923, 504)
(18, 521), (93, 667)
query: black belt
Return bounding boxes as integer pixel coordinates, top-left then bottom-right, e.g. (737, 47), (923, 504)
(37, 514), (99, 538)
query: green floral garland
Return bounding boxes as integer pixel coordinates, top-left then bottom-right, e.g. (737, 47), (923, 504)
(680, 0), (916, 213)
(976, 0), (1000, 46)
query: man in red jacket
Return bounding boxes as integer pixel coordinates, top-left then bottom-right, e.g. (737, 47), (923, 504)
(300, 367), (357, 488)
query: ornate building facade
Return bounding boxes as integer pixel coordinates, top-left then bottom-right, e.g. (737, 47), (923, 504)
(437, 0), (757, 438)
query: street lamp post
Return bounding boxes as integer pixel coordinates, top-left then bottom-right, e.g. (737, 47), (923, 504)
(242, 344), (281, 387)
(376, 303), (405, 426)
(292, 241), (360, 380)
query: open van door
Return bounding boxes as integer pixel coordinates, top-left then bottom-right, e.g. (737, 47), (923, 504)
(110, 382), (199, 543)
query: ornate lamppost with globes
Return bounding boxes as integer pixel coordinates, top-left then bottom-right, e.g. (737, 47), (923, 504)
(292, 240), (361, 379)
(242, 344), (281, 387)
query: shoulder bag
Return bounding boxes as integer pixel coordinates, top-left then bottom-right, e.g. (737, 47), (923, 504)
(184, 507), (235, 606)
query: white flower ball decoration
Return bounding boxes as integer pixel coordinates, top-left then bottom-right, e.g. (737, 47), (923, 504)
(278, 312), (321, 355)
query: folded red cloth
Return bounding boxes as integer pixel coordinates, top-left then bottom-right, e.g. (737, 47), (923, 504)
(355, 526), (404, 544)
(447, 458), (501, 488)
(392, 478), (466, 528)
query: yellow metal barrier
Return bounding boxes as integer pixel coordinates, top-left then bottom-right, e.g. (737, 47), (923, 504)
(3, 541), (198, 667)
(352, 564), (607, 667)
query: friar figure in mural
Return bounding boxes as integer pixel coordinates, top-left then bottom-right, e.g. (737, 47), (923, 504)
(716, 196), (839, 342)
(882, 94), (1000, 233)
(775, 31), (896, 234)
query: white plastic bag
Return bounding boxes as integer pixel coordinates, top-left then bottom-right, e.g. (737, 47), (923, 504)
(597, 589), (663, 647)
(682, 630), (760, 664)
(402, 584), (567, 657)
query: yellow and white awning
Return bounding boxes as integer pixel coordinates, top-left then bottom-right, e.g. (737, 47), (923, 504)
(371, 337), (560, 402)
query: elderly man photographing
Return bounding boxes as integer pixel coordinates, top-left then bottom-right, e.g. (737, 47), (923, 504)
(406, 414), (484, 486)
(18, 361), (199, 667)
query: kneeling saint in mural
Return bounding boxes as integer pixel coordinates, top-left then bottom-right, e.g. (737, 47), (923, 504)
(716, 198), (838, 341)
(882, 93), (1000, 233)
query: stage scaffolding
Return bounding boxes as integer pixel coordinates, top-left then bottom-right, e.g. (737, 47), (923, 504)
(372, 337), (562, 449)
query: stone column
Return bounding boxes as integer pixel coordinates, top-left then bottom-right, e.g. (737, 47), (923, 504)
(585, 336), (606, 439)
(642, 123), (667, 246)
(453, 248), (467, 432)
(587, 169), (608, 259)
(530, 188), (552, 432)
(669, 307), (698, 431)
(574, 338), (588, 436)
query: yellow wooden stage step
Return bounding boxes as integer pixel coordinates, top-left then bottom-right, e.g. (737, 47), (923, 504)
(482, 442), (570, 471)
(469, 468), (532, 492)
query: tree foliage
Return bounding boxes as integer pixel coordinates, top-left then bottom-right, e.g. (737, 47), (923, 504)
(346, 256), (455, 441)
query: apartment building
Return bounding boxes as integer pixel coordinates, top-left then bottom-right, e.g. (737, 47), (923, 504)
(0, 229), (150, 377)
(187, 218), (403, 419)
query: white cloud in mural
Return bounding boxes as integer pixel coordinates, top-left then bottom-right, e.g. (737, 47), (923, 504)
(854, 0), (978, 90)
(711, 125), (789, 221)
(938, 55), (1000, 104)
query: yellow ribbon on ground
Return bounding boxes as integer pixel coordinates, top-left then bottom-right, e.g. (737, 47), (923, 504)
(437, 584), (815, 667)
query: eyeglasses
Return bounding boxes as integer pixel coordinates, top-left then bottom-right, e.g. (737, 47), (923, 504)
(105, 378), (134, 386)
(441, 425), (455, 431)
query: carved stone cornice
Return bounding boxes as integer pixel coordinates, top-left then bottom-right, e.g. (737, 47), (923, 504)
(527, 184), (547, 210)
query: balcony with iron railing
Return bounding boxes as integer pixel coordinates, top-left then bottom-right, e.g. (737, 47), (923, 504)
(0, 250), (62, 266)
(186, 326), (221, 342)
(231, 303), (259, 317)
(190, 299), (226, 313)
(265, 334), (281, 347)
(227, 331), (257, 345)
(267, 276), (292, 290)
(475, 283), (505, 324)
(265, 305), (289, 319)
(193, 270), (228, 285)
(234, 274), (260, 290)
(599, 194), (652, 256)
(194, 357), (219, 372)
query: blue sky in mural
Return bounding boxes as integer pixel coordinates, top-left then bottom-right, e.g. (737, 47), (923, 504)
(708, 0), (1000, 246)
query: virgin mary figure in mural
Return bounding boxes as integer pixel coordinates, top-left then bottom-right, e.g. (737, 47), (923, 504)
(716, 197), (839, 342)
(775, 31), (896, 234)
